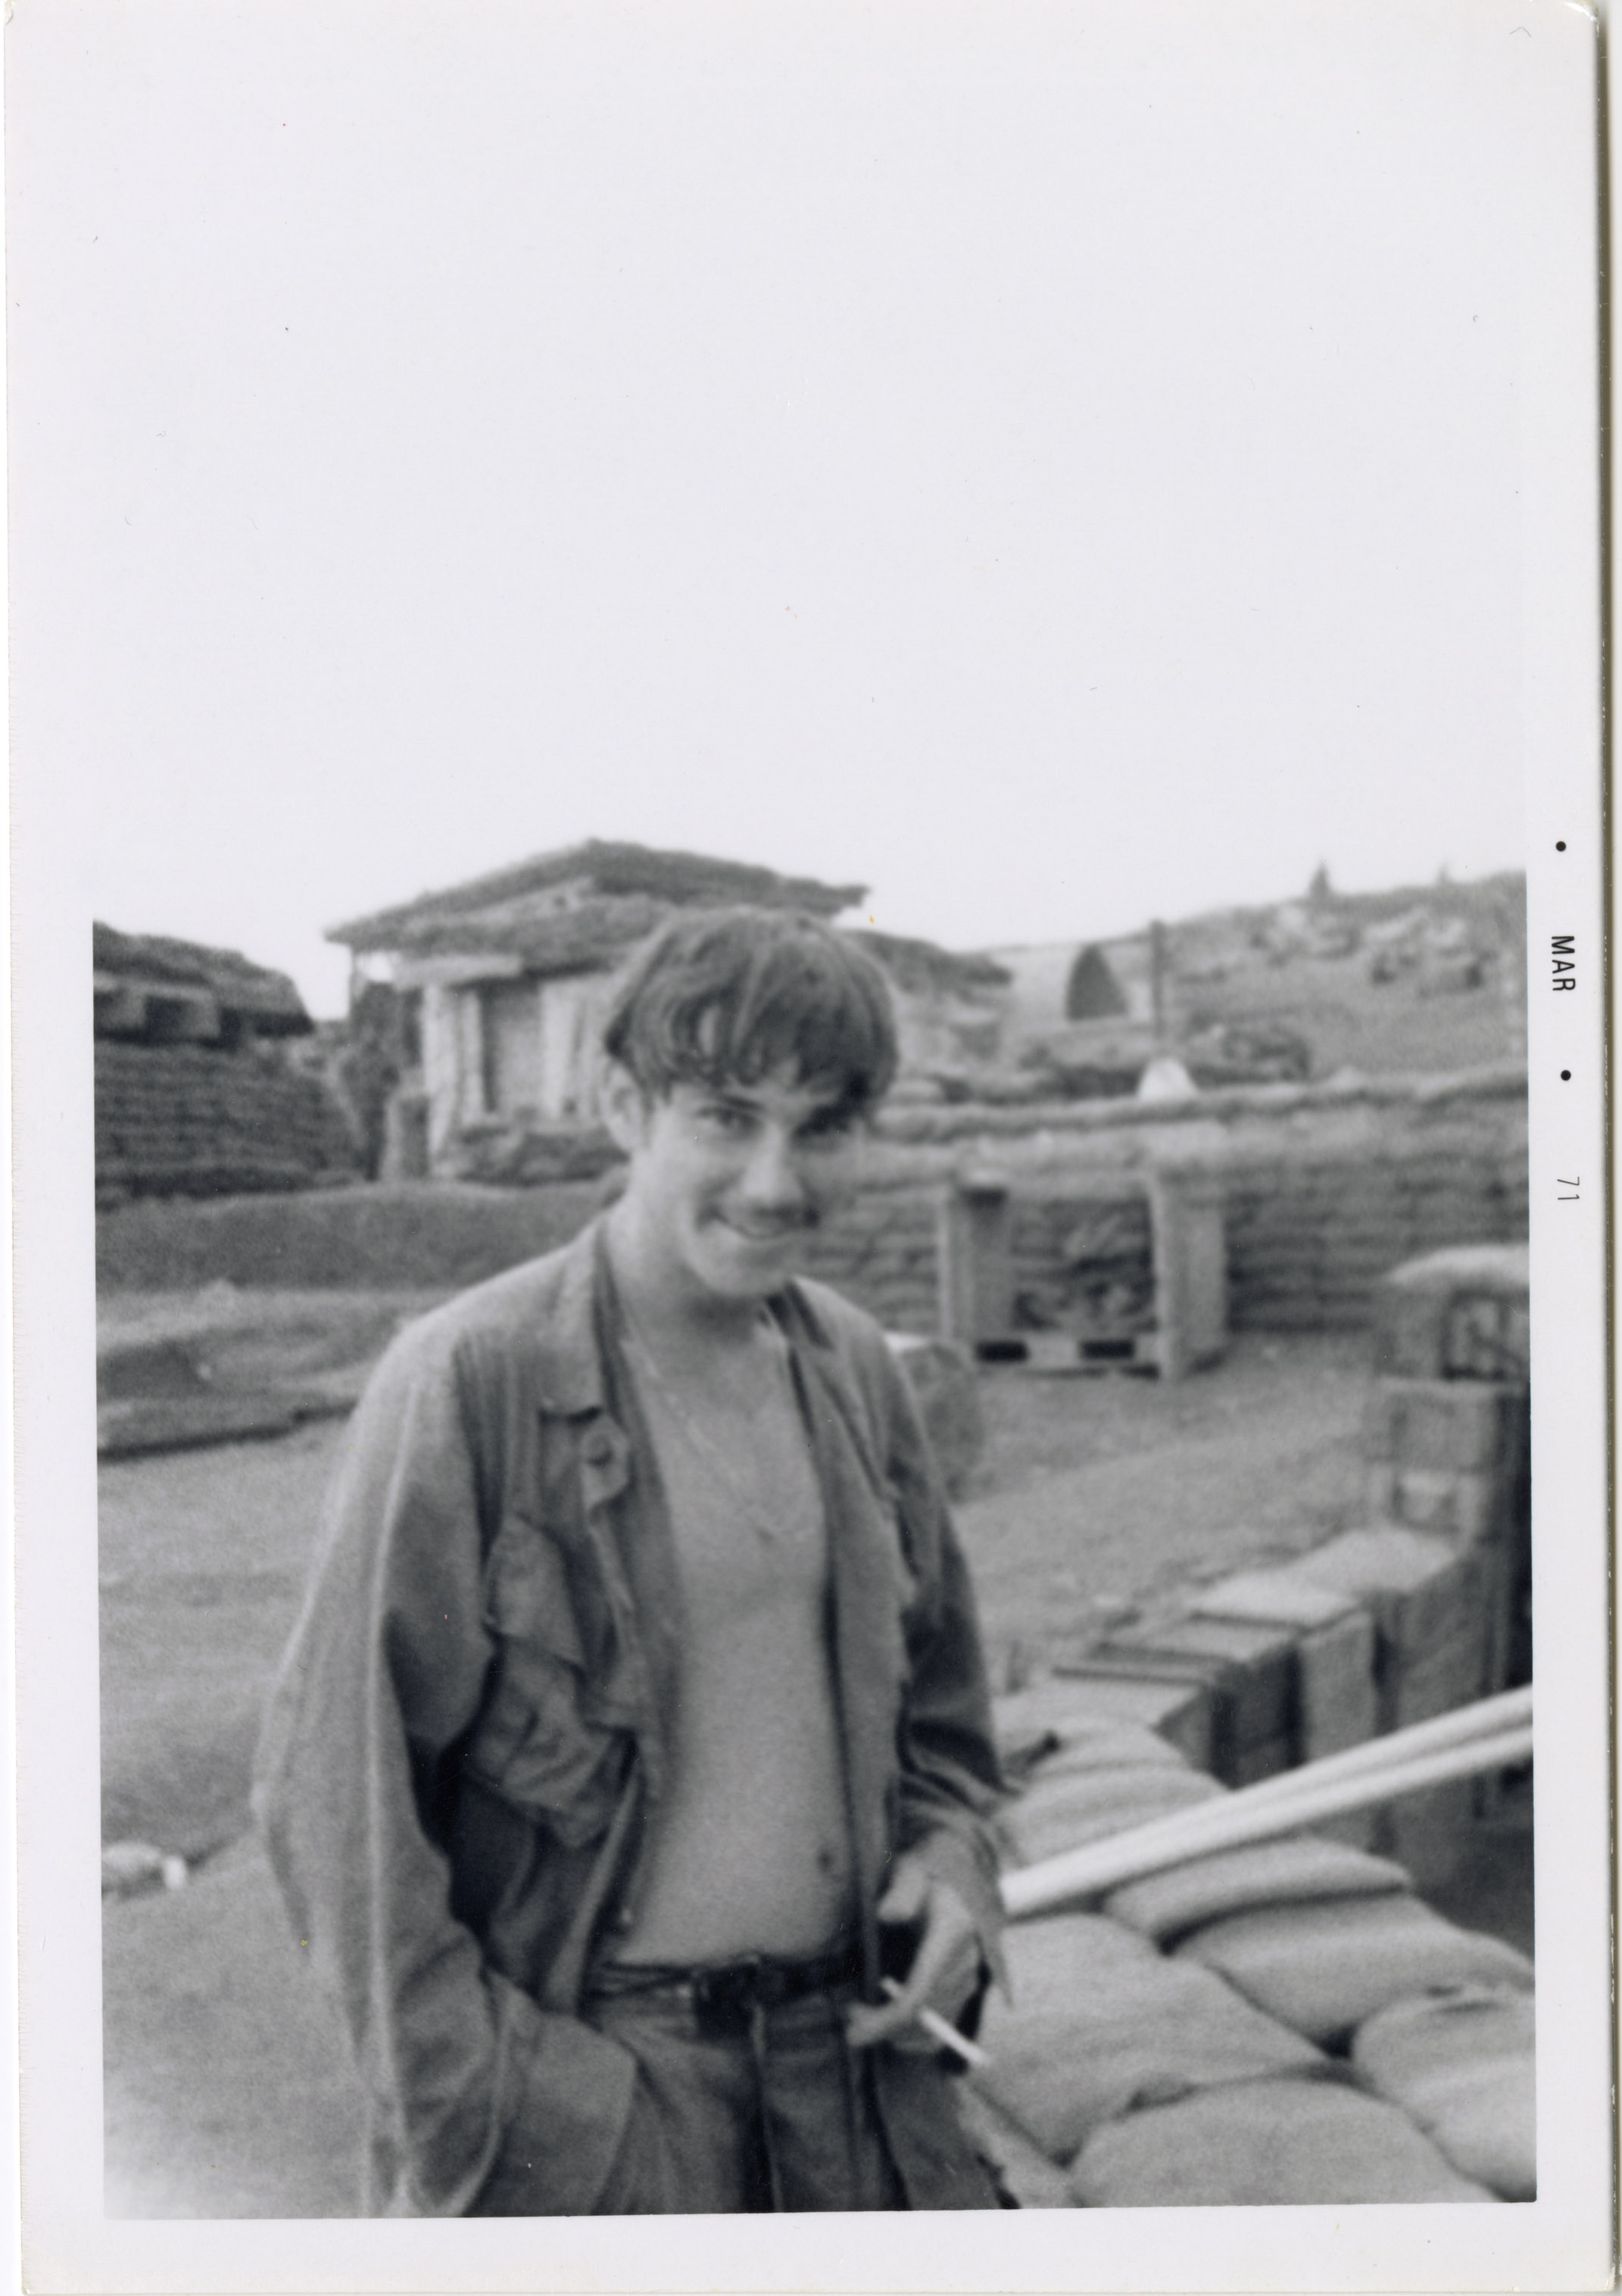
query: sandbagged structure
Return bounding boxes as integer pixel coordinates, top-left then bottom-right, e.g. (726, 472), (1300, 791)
(1352, 1988), (1536, 2200)
(975, 1913), (1323, 2161)
(1067, 2076), (1497, 2207)
(971, 1671), (1534, 2209)
(1174, 1893), (1532, 2047)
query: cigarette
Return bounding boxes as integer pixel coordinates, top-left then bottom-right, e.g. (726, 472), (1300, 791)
(878, 1977), (990, 2070)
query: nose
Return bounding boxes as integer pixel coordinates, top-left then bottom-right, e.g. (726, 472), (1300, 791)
(738, 1123), (807, 1213)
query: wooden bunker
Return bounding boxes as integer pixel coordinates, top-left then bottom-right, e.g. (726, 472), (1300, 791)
(937, 1157), (1228, 1381)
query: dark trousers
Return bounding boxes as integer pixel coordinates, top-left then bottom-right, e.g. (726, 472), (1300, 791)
(585, 1976), (909, 2213)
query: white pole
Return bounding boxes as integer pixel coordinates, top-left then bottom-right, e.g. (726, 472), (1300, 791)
(1000, 1724), (1533, 1920)
(1199, 1683), (1532, 1814)
(996, 1687), (1531, 1918)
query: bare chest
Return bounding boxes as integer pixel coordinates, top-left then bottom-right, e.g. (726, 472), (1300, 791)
(625, 1340), (830, 1627)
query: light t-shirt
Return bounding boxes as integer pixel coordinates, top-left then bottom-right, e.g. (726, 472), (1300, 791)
(613, 1322), (858, 1964)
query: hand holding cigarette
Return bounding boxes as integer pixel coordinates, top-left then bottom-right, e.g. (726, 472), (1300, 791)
(844, 1855), (990, 2064)
(878, 1976), (990, 2069)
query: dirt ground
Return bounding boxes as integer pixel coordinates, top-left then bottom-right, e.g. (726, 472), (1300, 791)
(98, 1319), (1527, 2217)
(957, 1336), (1371, 1684)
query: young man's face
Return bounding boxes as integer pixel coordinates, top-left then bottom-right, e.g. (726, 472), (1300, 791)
(606, 1066), (869, 1306)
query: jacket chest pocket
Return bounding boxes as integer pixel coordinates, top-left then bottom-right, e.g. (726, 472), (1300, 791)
(463, 1513), (634, 1850)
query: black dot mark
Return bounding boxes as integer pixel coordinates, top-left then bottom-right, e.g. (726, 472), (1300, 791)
(1555, 841), (1567, 851)
(1561, 1070), (1571, 1081)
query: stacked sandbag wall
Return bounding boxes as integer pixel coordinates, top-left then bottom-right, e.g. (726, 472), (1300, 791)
(964, 1673), (1534, 2209)
(809, 1075), (1525, 1338)
(95, 1068), (1525, 1340)
(794, 1184), (940, 1334)
(95, 1043), (359, 1209)
(785, 1146), (1528, 1345)
(1222, 1145), (1528, 1333)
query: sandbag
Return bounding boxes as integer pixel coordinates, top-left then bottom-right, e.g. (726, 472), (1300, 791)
(1068, 2075), (1499, 2207)
(1002, 1764), (1223, 1867)
(1352, 1987), (1535, 2199)
(994, 1681), (1191, 1770)
(1106, 1835), (1412, 1946)
(1354, 1983), (1534, 2086)
(976, 1913), (1321, 2163)
(952, 2083), (1078, 2209)
(1175, 1895), (1533, 2045)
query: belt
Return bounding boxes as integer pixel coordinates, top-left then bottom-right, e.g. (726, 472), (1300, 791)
(588, 1940), (864, 2032)
(588, 1939), (869, 2211)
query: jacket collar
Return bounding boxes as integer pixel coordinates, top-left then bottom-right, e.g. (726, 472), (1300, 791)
(529, 1218), (614, 1419)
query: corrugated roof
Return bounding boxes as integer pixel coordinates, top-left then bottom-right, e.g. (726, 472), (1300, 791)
(328, 840), (866, 953)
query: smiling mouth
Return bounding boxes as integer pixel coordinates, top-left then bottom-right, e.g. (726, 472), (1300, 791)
(716, 1213), (813, 1243)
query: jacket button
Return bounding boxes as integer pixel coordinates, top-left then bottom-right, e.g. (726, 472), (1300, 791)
(581, 1427), (616, 1465)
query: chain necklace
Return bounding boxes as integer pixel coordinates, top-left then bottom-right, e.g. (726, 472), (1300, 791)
(618, 1305), (797, 1545)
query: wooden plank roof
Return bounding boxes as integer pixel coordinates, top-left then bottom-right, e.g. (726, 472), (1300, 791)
(327, 840), (866, 954)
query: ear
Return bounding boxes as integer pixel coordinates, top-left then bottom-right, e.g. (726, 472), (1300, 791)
(598, 1059), (653, 1157)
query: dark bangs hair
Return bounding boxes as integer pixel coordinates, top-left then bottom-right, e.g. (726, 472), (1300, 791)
(600, 906), (899, 1115)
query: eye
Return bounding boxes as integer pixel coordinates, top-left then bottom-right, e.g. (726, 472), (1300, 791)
(700, 1100), (756, 1137)
(800, 1108), (857, 1147)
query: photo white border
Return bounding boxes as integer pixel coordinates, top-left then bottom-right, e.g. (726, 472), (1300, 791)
(10, 1), (1614, 2288)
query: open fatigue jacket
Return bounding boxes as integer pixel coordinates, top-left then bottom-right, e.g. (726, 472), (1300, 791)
(254, 1221), (1007, 2216)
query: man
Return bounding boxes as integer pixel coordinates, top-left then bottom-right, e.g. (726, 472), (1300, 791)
(255, 906), (1007, 2216)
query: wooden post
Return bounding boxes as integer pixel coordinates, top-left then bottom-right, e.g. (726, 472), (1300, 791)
(1146, 1162), (1227, 1380)
(937, 1181), (1015, 1349)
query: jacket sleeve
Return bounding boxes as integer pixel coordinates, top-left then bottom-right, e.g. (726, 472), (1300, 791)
(872, 1340), (1009, 1976)
(252, 1322), (637, 2216)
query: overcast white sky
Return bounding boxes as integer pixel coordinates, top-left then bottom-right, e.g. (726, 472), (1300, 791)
(15, 0), (1533, 1017)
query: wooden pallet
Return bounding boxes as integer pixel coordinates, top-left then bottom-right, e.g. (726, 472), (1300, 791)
(975, 1330), (1162, 1376)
